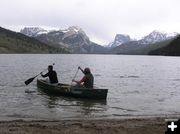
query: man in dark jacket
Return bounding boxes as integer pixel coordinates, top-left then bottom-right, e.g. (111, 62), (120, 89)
(41, 65), (58, 84)
(72, 67), (94, 88)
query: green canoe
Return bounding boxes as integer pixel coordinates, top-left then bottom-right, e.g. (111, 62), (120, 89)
(37, 79), (108, 99)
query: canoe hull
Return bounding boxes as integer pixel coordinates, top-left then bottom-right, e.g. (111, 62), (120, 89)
(37, 79), (108, 99)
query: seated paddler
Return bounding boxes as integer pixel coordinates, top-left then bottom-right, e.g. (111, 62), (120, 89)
(41, 65), (58, 84)
(72, 67), (94, 88)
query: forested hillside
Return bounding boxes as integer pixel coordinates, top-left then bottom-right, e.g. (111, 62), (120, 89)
(0, 27), (68, 53)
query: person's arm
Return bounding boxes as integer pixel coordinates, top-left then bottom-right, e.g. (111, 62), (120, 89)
(79, 76), (86, 83)
(41, 72), (49, 77)
(72, 76), (86, 84)
(72, 79), (78, 83)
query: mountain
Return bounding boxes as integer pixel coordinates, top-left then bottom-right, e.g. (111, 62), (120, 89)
(139, 30), (178, 44)
(20, 27), (48, 37)
(121, 38), (174, 55)
(0, 27), (68, 53)
(106, 34), (132, 48)
(149, 35), (180, 56)
(110, 30), (179, 55)
(19, 27), (179, 55)
(21, 26), (108, 54)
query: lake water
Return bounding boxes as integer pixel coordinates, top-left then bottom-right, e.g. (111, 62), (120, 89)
(0, 54), (180, 120)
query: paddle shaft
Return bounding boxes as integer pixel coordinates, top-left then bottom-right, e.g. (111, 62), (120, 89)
(70, 68), (79, 85)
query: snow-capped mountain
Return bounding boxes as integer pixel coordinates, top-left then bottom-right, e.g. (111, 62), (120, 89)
(139, 30), (179, 44)
(20, 27), (48, 37)
(110, 30), (179, 55)
(20, 26), (107, 53)
(32, 26), (91, 47)
(149, 35), (180, 56)
(60, 26), (90, 45)
(108, 30), (179, 48)
(107, 34), (132, 48)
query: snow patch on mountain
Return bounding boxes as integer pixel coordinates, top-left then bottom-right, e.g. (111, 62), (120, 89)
(107, 34), (132, 48)
(139, 30), (179, 44)
(20, 27), (48, 37)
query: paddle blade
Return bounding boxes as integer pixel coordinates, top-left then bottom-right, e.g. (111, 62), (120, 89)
(24, 77), (35, 85)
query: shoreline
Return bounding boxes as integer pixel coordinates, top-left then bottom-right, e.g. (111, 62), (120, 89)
(1, 113), (180, 121)
(0, 117), (172, 134)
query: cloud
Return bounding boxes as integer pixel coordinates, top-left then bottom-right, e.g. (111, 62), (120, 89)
(0, 0), (180, 45)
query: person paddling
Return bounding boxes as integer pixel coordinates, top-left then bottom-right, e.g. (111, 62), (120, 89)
(41, 65), (58, 84)
(72, 67), (94, 88)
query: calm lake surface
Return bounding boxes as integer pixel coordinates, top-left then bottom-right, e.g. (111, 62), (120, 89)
(0, 54), (180, 120)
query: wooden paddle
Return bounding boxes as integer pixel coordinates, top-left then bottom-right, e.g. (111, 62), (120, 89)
(24, 63), (55, 85)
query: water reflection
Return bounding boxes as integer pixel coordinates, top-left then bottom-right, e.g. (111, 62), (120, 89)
(75, 99), (107, 116)
(39, 89), (107, 116)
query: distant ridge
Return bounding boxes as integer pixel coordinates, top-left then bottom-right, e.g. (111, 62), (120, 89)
(107, 34), (132, 48)
(1, 26), (179, 55)
(149, 35), (180, 56)
(20, 27), (48, 37)
(0, 27), (68, 53)
(21, 26), (108, 54)
(109, 30), (179, 55)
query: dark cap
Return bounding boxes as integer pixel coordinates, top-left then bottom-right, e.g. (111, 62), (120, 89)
(84, 67), (91, 74)
(48, 65), (53, 71)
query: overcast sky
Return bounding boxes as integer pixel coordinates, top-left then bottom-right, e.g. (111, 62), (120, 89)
(0, 0), (180, 45)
